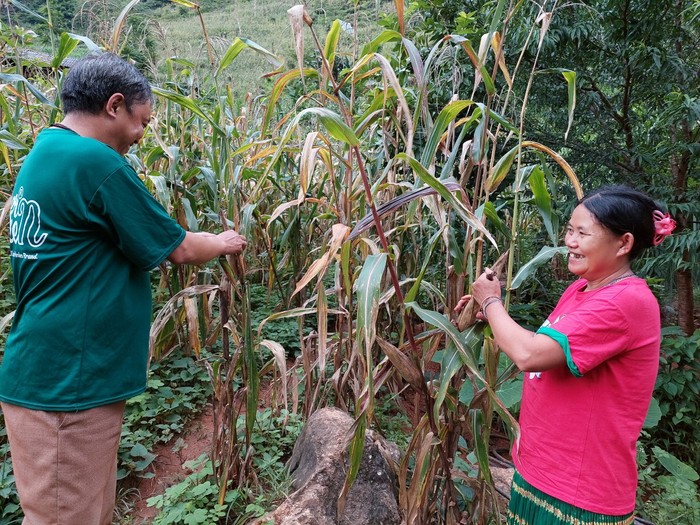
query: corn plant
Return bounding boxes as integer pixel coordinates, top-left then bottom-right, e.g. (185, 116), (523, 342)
(0, 0), (588, 523)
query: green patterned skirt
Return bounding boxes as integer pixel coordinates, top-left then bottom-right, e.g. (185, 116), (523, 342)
(507, 470), (635, 525)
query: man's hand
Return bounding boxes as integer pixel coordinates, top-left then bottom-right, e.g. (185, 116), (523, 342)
(218, 230), (247, 255)
(168, 230), (247, 265)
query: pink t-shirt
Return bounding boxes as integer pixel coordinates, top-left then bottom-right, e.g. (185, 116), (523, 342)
(512, 277), (660, 515)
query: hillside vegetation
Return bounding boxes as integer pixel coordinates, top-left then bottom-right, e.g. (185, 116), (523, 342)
(151, 0), (394, 97)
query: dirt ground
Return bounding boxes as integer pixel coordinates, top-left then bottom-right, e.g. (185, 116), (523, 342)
(125, 406), (216, 524)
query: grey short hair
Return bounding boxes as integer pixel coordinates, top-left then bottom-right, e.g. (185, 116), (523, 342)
(61, 52), (153, 114)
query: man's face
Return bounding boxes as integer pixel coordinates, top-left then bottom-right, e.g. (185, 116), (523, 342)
(112, 101), (152, 155)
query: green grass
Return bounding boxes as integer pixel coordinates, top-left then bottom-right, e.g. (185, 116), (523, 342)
(151, 0), (395, 97)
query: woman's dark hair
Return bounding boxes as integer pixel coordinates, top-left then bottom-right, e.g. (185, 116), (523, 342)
(61, 52), (153, 115)
(579, 185), (664, 260)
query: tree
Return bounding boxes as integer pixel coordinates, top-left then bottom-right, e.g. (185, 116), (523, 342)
(507, 0), (699, 333)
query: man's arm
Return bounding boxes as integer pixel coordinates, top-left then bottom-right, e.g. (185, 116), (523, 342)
(168, 230), (247, 265)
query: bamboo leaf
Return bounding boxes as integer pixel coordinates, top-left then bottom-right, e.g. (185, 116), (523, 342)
(510, 246), (567, 290)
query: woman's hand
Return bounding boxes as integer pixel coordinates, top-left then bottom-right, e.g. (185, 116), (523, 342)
(471, 267), (502, 305)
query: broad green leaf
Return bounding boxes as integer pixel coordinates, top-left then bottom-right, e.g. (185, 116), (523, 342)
(0, 73), (56, 108)
(521, 141), (583, 199)
(485, 144), (518, 193)
(496, 378), (523, 408)
(355, 253), (387, 355)
(360, 29), (402, 56)
(434, 341), (465, 422)
(0, 129), (28, 150)
(8, 0), (47, 21)
(471, 409), (493, 485)
(420, 100), (474, 169)
(643, 396), (661, 429)
(406, 302), (484, 382)
(216, 38), (247, 76)
(65, 32), (100, 51)
(528, 165), (557, 245)
(151, 86), (224, 135)
(480, 201), (510, 239)
(53, 33), (79, 69)
(652, 447), (699, 482)
(510, 246), (567, 290)
(324, 20), (341, 71)
(294, 107), (359, 146)
(338, 411), (367, 515)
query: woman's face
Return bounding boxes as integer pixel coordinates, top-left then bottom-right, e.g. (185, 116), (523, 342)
(564, 204), (629, 282)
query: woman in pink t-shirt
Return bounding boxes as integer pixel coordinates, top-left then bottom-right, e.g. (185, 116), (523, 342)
(457, 185), (675, 524)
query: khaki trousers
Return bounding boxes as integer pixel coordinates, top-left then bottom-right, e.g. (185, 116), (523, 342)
(1, 401), (125, 525)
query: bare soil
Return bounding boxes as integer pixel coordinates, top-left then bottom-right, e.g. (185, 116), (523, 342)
(125, 406), (216, 524)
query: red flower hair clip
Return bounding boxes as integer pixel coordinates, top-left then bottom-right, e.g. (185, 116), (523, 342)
(652, 210), (676, 246)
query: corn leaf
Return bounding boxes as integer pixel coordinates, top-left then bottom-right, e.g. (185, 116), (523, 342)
(395, 154), (497, 248)
(0, 73), (56, 108)
(510, 246), (567, 290)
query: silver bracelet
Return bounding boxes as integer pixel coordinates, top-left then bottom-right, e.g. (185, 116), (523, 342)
(480, 296), (502, 320)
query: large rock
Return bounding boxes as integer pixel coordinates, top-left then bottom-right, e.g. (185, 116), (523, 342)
(251, 407), (401, 525)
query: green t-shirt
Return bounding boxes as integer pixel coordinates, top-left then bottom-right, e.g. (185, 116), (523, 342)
(0, 127), (186, 411)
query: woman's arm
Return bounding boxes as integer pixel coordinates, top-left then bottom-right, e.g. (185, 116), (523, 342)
(465, 269), (567, 372)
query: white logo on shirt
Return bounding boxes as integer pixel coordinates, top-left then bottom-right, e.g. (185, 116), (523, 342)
(10, 187), (48, 248)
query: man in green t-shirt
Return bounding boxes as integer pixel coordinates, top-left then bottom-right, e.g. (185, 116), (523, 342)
(0, 52), (246, 525)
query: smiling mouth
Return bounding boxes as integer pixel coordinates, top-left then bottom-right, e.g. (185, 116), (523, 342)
(568, 253), (584, 260)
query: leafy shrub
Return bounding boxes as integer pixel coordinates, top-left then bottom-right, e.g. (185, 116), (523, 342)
(647, 327), (700, 466)
(119, 353), (213, 480)
(637, 442), (700, 525)
(0, 422), (21, 525)
(148, 408), (303, 524)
